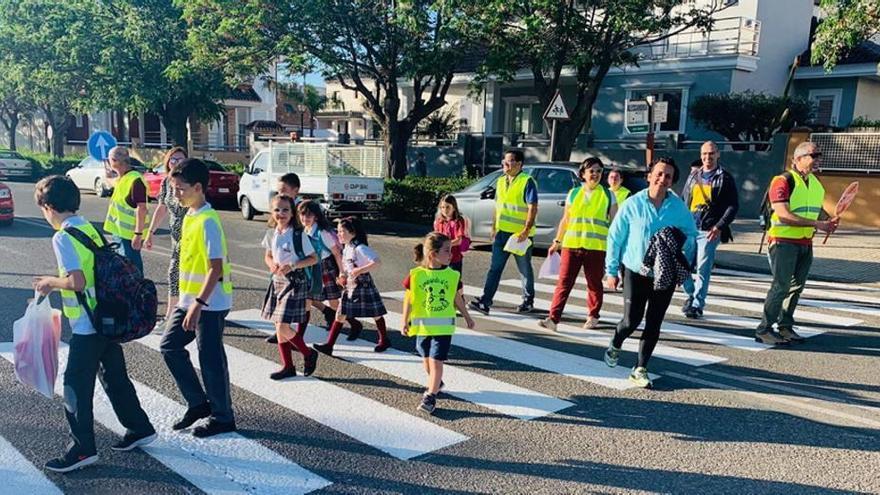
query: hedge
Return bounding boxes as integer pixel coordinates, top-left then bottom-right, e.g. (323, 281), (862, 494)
(380, 175), (475, 223)
(17, 151), (86, 179)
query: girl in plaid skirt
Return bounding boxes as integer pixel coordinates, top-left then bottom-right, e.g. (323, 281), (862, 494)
(313, 217), (389, 356)
(260, 194), (320, 380)
(297, 200), (344, 327)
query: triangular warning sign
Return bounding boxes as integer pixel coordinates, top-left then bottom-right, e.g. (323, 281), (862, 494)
(543, 91), (570, 120)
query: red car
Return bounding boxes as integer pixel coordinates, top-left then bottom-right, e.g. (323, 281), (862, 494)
(0, 178), (14, 226)
(144, 160), (239, 205)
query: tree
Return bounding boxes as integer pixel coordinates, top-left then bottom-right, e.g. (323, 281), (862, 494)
(471, 0), (719, 161)
(812, 0), (880, 70)
(183, 0), (482, 178)
(0, 64), (33, 151)
(690, 91), (811, 146)
(418, 108), (457, 139)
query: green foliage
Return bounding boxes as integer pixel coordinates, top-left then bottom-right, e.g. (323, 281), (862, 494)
(690, 91), (812, 143)
(849, 116), (880, 128)
(418, 108), (458, 140)
(812, 0), (880, 70)
(381, 176), (475, 223)
(17, 150), (86, 178)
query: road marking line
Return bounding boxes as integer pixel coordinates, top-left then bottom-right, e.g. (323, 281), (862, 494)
(137, 334), (467, 460)
(713, 267), (880, 293)
(0, 434), (62, 494)
(226, 309), (572, 420)
(0, 343), (330, 495)
(708, 275), (880, 316)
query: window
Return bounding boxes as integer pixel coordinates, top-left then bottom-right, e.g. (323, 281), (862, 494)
(75, 115), (84, 128)
(462, 170), (503, 192)
(506, 100), (545, 136)
(808, 89), (842, 127)
(627, 88), (686, 133)
(251, 152), (269, 173)
(530, 167), (578, 194)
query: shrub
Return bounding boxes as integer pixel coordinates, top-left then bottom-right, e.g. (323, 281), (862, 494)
(17, 151), (86, 179)
(849, 116), (880, 129)
(381, 175), (475, 223)
(690, 91), (811, 143)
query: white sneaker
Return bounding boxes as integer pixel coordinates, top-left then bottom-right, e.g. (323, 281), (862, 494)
(582, 317), (599, 329)
(538, 318), (557, 332)
(629, 367), (653, 388)
(604, 345), (620, 367)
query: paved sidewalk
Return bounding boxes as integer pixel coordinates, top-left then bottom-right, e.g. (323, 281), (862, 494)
(716, 219), (880, 287)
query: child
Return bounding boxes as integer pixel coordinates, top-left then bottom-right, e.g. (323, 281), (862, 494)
(160, 158), (236, 437)
(432, 194), (471, 274)
(266, 172), (302, 344)
(313, 217), (389, 356)
(401, 233), (475, 414)
(33, 175), (155, 473)
(298, 200), (344, 327)
(260, 194), (320, 379)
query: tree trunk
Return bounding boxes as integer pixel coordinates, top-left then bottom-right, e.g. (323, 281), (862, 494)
(383, 119), (411, 180)
(0, 114), (18, 151)
(161, 105), (189, 147)
(550, 119), (585, 162)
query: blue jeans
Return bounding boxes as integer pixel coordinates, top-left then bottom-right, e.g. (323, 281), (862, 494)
(112, 235), (143, 275)
(479, 231), (535, 307)
(682, 230), (720, 310)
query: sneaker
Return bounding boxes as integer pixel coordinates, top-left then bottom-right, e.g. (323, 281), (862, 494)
(538, 318), (557, 332)
(695, 308), (703, 318)
(582, 317), (599, 329)
(192, 420), (236, 438)
(629, 367), (653, 388)
(172, 403), (211, 430)
(604, 345), (620, 367)
(152, 318), (166, 333)
(426, 381), (446, 395)
(683, 307), (699, 319)
(468, 299), (490, 315)
(777, 327), (805, 343)
(303, 350), (319, 376)
(265, 334), (278, 344)
(312, 342), (334, 357)
(373, 341), (391, 353)
(681, 297), (693, 314)
(110, 430), (157, 451)
(322, 307), (336, 328)
(754, 330), (791, 346)
(345, 321), (363, 341)
(270, 367), (297, 380)
(417, 393), (437, 415)
(516, 301), (534, 313)
(44, 451), (99, 473)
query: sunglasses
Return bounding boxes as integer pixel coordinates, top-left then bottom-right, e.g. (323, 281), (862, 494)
(800, 152), (823, 159)
(273, 207), (291, 213)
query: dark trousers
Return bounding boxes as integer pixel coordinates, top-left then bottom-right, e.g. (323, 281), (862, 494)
(112, 235), (143, 275)
(63, 334), (154, 456)
(758, 242), (813, 332)
(611, 268), (675, 368)
(480, 231), (535, 306)
(548, 248), (605, 321)
(160, 307), (234, 423)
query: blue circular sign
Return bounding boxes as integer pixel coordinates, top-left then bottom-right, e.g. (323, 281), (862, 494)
(87, 131), (118, 161)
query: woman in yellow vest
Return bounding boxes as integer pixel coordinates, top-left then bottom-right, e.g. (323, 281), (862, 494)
(402, 232), (475, 414)
(607, 167), (631, 206)
(103, 146), (149, 275)
(539, 157), (617, 332)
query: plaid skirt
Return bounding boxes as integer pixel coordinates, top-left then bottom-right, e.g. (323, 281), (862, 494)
(261, 273), (309, 324)
(340, 273), (386, 318)
(320, 256), (342, 301)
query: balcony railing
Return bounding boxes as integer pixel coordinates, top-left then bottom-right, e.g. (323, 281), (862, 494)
(636, 16), (760, 60)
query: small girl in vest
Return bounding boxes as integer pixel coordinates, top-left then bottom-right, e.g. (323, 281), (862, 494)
(433, 194), (471, 274)
(313, 217), (389, 356)
(260, 194), (320, 379)
(298, 200), (344, 327)
(402, 232), (475, 415)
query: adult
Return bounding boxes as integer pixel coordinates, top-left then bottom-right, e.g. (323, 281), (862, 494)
(607, 167), (631, 206)
(755, 142), (838, 345)
(103, 146), (149, 275)
(469, 149), (538, 315)
(145, 147), (189, 328)
(680, 141), (739, 318)
(603, 157), (697, 388)
(540, 157), (617, 331)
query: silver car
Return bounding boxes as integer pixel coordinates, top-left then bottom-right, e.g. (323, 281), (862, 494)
(454, 163), (647, 249)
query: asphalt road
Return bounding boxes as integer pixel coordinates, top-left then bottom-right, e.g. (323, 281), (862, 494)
(1, 179), (879, 494)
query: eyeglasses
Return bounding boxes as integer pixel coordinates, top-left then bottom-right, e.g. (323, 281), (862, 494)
(806, 152), (823, 159)
(273, 208), (291, 213)
(169, 157), (184, 164)
(502, 160), (520, 166)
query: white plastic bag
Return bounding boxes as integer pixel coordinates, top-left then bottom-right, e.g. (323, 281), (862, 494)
(503, 235), (532, 256)
(539, 252), (561, 279)
(12, 292), (62, 398)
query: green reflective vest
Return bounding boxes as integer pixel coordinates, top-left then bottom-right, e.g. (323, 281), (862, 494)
(104, 170), (149, 240)
(58, 222), (103, 321)
(612, 186), (631, 206)
(179, 207), (233, 297)
(768, 172), (825, 241)
(407, 266), (460, 336)
(495, 173), (536, 236)
(562, 184), (612, 251)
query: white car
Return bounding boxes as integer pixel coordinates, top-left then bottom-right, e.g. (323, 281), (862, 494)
(0, 149), (33, 179)
(66, 156), (147, 197)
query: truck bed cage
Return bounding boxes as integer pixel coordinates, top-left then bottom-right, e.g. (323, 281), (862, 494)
(268, 143), (385, 177)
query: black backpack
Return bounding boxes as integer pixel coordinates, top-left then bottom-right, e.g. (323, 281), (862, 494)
(759, 171), (795, 231)
(64, 227), (159, 343)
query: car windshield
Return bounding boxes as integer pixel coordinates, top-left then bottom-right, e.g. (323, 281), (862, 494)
(461, 170), (503, 192)
(0, 150), (24, 159)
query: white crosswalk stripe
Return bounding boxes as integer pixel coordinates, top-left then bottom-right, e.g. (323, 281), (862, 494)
(712, 267), (880, 293)
(710, 274), (880, 309)
(0, 343), (331, 495)
(0, 434), (63, 495)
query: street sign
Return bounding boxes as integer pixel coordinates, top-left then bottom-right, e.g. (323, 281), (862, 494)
(652, 101), (669, 124)
(543, 91), (570, 121)
(625, 100), (650, 133)
(87, 131), (117, 161)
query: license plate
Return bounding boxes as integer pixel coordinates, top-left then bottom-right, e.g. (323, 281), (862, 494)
(348, 194), (365, 201)
(218, 188), (230, 193)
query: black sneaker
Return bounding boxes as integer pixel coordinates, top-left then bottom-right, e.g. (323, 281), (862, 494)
(346, 321), (363, 341)
(468, 299), (490, 315)
(265, 334), (278, 344)
(44, 451), (99, 473)
(172, 403), (211, 430)
(516, 302), (534, 313)
(373, 341), (391, 353)
(417, 393), (437, 415)
(312, 342), (334, 357)
(110, 430), (157, 451)
(681, 297), (693, 314)
(695, 308), (703, 318)
(270, 367), (296, 380)
(683, 307), (699, 319)
(303, 350), (318, 376)
(192, 420), (236, 438)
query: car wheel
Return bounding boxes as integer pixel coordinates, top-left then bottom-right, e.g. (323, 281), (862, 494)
(94, 178), (108, 197)
(240, 196), (255, 220)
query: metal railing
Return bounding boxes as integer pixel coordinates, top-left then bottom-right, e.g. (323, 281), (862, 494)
(190, 131), (249, 152)
(810, 133), (880, 173)
(636, 16), (760, 60)
(268, 143), (385, 177)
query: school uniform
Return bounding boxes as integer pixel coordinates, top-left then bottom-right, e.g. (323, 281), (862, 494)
(305, 225), (343, 301)
(260, 227), (315, 324)
(340, 241), (386, 318)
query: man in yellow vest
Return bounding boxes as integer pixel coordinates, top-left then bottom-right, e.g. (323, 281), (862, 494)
(756, 141), (838, 345)
(540, 157), (616, 331)
(469, 149), (539, 315)
(103, 146), (148, 274)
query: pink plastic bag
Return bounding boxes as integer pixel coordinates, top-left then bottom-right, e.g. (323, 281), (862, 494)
(12, 293), (62, 398)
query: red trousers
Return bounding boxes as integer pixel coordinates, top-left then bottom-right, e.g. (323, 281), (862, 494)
(548, 248), (605, 322)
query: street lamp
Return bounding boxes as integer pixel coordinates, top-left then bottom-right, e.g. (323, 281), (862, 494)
(645, 94), (656, 167)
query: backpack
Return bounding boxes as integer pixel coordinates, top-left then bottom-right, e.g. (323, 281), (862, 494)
(64, 228), (158, 343)
(289, 228), (314, 287)
(759, 171), (795, 231)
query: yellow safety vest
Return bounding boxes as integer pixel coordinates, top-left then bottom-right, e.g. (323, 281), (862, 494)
(612, 186), (631, 206)
(768, 172), (825, 240)
(562, 184), (612, 251)
(104, 170), (149, 240)
(407, 266), (460, 336)
(495, 172), (536, 236)
(58, 222), (103, 321)
(179, 207), (233, 297)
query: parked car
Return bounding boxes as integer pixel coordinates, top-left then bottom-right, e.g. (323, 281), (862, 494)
(0, 178), (14, 226)
(0, 149), (33, 180)
(453, 162), (647, 249)
(144, 160), (239, 204)
(66, 156), (148, 197)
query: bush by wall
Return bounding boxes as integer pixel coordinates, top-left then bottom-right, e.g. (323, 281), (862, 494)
(381, 175), (474, 223)
(18, 151), (86, 179)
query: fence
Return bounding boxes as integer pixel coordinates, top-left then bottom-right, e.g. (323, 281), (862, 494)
(810, 133), (880, 173)
(637, 16), (760, 60)
(267, 143), (385, 177)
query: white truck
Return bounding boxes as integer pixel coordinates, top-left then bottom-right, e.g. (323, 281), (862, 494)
(237, 142), (385, 220)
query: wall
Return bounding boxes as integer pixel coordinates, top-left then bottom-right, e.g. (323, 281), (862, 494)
(821, 174), (880, 227)
(853, 78), (880, 121)
(793, 77), (859, 127)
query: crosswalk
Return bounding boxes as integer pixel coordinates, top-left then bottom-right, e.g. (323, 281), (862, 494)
(0, 267), (873, 493)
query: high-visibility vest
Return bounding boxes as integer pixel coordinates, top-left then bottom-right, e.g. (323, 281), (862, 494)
(58, 222), (103, 321)
(562, 184), (612, 251)
(495, 173), (536, 236)
(407, 266), (460, 336)
(612, 186), (631, 206)
(104, 170), (149, 240)
(768, 172), (825, 240)
(179, 208), (233, 297)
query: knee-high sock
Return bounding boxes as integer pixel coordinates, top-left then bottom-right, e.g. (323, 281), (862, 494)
(325, 321), (343, 347)
(288, 321), (311, 356)
(347, 316), (362, 331)
(277, 342), (294, 369)
(375, 317), (388, 345)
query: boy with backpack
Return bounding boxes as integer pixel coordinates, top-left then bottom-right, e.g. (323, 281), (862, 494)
(33, 175), (156, 473)
(159, 158), (236, 437)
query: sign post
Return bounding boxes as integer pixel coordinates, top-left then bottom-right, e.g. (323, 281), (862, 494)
(87, 130), (117, 161)
(543, 91), (570, 161)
